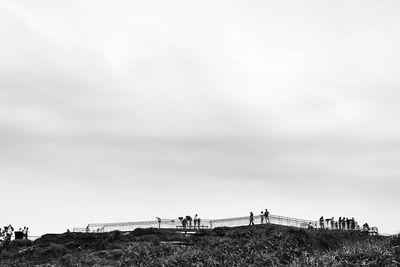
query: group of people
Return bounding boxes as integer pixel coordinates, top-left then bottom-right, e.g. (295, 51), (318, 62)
(318, 216), (367, 231)
(179, 214), (202, 229)
(0, 225), (29, 245)
(0, 225), (15, 244)
(249, 209), (270, 225)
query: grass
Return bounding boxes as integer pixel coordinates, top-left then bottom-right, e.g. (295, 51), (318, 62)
(1, 225), (399, 266)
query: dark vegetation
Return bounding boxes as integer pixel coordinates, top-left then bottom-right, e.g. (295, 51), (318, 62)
(1, 224), (399, 266)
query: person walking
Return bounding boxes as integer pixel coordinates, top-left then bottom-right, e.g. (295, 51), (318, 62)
(249, 212), (255, 225)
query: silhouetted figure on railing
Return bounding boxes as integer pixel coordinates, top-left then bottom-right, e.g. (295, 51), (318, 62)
(249, 212), (255, 226)
(319, 216), (324, 229)
(265, 209), (270, 223)
(178, 217), (187, 229)
(194, 214), (201, 228)
(186, 216), (193, 228)
(260, 211), (264, 224)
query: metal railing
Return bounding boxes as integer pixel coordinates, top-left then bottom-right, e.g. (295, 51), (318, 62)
(72, 228), (87, 233)
(210, 214), (316, 229)
(75, 214), (317, 233)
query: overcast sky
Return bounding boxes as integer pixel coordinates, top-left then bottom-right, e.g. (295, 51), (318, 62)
(1, 0), (400, 236)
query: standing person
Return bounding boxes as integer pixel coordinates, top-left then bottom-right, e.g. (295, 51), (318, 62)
(194, 214), (198, 228)
(249, 212), (255, 225)
(265, 209), (270, 223)
(338, 217), (342, 230)
(22, 227), (26, 239)
(7, 225), (14, 238)
(319, 216), (324, 229)
(351, 218), (355, 230)
(194, 214), (201, 229)
(342, 217), (346, 230)
(346, 218), (350, 230)
(186, 216), (192, 228)
(325, 218), (330, 229)
(260, 211), (264, 224)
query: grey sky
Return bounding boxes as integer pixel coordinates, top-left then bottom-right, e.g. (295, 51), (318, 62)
(1, 0), (400, 235)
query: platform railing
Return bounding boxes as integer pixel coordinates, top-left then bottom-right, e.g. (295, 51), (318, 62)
(76, 214), (317, 233)
(209, 214), (316, 229)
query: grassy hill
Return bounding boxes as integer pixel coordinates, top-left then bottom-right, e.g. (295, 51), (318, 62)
(1, 224), (399, 266)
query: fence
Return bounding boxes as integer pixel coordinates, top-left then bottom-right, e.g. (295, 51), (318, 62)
(75, 214), (317, 233)
(73, 214), (376, 236)
(210, 214), (316, 229)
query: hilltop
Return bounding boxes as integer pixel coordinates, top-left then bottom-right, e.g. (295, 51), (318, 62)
(1, 224), (399, 266)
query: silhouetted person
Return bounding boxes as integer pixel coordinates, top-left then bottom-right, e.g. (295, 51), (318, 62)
(265, 209), (270, 223)
(194, 214), (201, 228)
(346, 218), (350, 230)
(325, 218), (331, 229)
(260, 211), (264, 224)
(338, 217), (342, 230)
(186, 216), (192, 228)
(6, 225), (14, 238)
(363, 223), (370, 233)
(249, 212), (255, 225)
(319, 216), (324, 229)
(351, 217), (355, 230)
(156, 217), (162, 229)
(341, 217), (346, 230)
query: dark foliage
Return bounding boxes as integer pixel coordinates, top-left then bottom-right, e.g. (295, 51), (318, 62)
(0, 224), (398, 266)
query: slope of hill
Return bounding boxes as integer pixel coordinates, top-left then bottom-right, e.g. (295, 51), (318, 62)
(1, 224), (399, 266)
